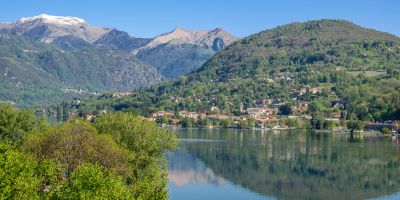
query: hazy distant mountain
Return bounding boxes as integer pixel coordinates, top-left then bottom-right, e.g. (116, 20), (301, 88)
(136, 27), (238, 79)
(135, 27), (237, 52)
(0, 29), (162, 107)
(94, 29), (151, 52)
(1, 14), (238, 79)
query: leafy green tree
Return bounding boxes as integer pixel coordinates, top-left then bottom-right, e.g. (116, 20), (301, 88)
(22, 120), (131, 177)
(310, 113), (325, 130)
(347, 120), (365, 132)
(381, 128), (392, 135)
(279, 105), (292, 115)
(58, 164), (131, 200)
(94, 112), (177, 199)
(0, 103), (40, 143)
(0, 142), (40, 199)
(287, 118), (298, 129)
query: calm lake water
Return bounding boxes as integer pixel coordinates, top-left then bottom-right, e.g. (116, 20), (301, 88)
(167, 128), (400, 200)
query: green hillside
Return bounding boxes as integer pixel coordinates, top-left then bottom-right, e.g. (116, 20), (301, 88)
(64, 20), (400, 123)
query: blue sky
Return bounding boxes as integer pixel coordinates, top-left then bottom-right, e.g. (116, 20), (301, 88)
(0, 0), (399, 38)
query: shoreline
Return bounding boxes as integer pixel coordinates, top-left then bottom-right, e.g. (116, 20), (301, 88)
(167, 125), (396, 137)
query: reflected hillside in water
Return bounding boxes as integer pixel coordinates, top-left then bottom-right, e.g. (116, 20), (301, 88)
(170, 129), (400, 200)
(168, 151), (225, 186)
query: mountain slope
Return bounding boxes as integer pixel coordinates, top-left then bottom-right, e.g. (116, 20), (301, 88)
(10, 14), (110, 45)
(93, 29), (151, 52)
(192, 19), (399, 82)
(0, 30), (162, 106)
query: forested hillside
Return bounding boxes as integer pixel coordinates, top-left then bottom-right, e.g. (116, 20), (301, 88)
(71, 20), (400, 126)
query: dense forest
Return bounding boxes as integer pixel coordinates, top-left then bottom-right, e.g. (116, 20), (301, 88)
(0, 103), (177, 199)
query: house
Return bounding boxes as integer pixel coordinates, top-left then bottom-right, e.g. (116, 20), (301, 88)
(292, 102), (309, 113)
(331, 112), (341, 119)
(246, 107), (276, 122)
(308, 87), (321, 95)
(170, 119), (181, 126)
(179, 111), (199, 119)
(152, 111), (174, 118)
(175, 96), (183, 103)
(270, 102), (285, 109)
(85, 114), (95, 122)
(254, 115), (276, 122)
(332, 100), (351, 109)
(199, 108), (207, 114)
(112, 92), (132, 98)
(207, 114), (230, 120)
(67, 111), (78, 118)
(291, 88), (306, 97)
(210, 106), (219, 112)
(36, 109), (46, 114)
(247, 107), (275, 118)
(72, 97), (81, 105)
(254, 99), (274, 107)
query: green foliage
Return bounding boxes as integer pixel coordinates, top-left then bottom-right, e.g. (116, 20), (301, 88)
(279, 104), (292, 115)
(381, 128), (392, 135)
(58, 164), (131, 200)
(0, 142), (40, 199)
(94, 112), (177, 200)
(0, 104), (177, 200)
(22, 119), (131, 177)
(0, 103), (42, 143)
(348, 120), (365, 131)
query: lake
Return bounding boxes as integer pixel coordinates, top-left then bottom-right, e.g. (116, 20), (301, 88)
(167, 128), (400, 200)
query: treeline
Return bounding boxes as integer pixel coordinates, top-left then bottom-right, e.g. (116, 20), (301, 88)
(0, 103), (177, 199)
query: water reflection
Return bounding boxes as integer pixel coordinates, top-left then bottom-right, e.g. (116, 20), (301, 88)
(168, 129), (400, 200)
(168, 151), (224, 186)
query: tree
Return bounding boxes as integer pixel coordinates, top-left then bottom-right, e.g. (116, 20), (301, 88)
(310, 113), (325, 130)
(22, 120), (131, 177)
(381, 128), (391, 135)
(347, 120), (364, 132)
(58, 164), (130, 200)
(94, 112), (177, 199)
(181, 117), (194, 128)
(287, 118), (298, 129)
(0, 103), (41, 143)
(0, 142), (40, 199)
(279, 104), (292, 115)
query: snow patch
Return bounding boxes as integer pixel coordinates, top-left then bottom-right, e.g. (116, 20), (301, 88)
(17, 14), (86, 25)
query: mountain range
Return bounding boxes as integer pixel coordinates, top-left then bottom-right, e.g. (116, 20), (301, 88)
(0, 14), (237, 106)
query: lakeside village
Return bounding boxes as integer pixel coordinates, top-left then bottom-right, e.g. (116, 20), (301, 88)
(37, 85), (400, 136)
(144, 100), (398, 135)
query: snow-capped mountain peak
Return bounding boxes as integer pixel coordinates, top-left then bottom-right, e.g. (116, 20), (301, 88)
(17, 14), (86, 25)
